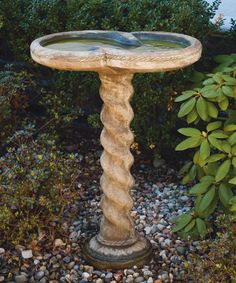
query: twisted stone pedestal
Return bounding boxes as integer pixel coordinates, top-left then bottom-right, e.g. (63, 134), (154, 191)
(82, 72), (152, 268)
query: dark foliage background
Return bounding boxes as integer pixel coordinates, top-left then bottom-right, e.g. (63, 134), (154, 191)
(0, 0), (222, 158)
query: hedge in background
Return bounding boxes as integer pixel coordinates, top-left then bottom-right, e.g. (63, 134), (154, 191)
(0, 0), (221, 158)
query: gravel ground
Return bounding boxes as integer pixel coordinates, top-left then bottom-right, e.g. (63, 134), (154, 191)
(0, 137), (197, 283)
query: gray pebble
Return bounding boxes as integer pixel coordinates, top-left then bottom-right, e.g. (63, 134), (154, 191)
(21, 250), (33, 259)
(35, 271), (45, 280)
(134, 277), (145, 283)
(15, 275), (28, 283)
(63, 256), (71, 263)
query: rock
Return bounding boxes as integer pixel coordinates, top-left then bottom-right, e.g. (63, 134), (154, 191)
(147, 278), (154, 283)
(53, 239), (66, 249)
(143, 270), (153, 278)
(63, 256), (71, 263)
(0, 276), (5, 282)
(34, 259), (40, 265)
(0, 248), (5, 255)
(134, 277), (144, 283)
(144, 226), (152, 235)
(69, 231), (79, 242)
(21, 250), (33, 259)
(114, 272), (123, 281)
(96, 280), (103, 283)
(154, 280), (162, 283)
(176, 246), (186, 255)
(82, 272), (90, 281)
(126, 276), (134, 283)
(133, 272), (139, 278)
(104, 272), (113, 282)
(39, 278), (47, 283)
(84, 265), (94, 274)
(93, 270), (103, 277)
(15, 275), (28, 283)
(35, 271), (45, 280)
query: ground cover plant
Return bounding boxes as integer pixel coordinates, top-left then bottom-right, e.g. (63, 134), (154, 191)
(0, 127), (81, 245)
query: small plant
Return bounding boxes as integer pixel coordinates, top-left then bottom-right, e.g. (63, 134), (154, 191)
(183, 214), (236, 283)
(0, 125), (81, 245)
(173, 54), (236, 238)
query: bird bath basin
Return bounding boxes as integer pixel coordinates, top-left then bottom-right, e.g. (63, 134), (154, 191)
(30, 30), (202, 269)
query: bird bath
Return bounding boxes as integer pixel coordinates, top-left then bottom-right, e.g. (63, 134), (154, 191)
(30, 30), (202, 269)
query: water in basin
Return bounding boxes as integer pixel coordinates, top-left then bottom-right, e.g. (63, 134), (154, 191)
(44, 37), (186, 52)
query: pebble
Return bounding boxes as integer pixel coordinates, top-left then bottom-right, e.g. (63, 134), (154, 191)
(21, 249), (33, 259)
(0, 276), (4, 283)
(35, 271), (45, 280)
(134, 277), (145, 283)
(15, 275), (28, 283)
(0, 248), (5, 255)
(1, 155), (198, 283)
(82, 272), (90, 281)
(104, 272), (113, 282)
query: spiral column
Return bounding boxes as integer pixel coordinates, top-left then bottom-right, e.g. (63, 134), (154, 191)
(83, 70), (152, 269)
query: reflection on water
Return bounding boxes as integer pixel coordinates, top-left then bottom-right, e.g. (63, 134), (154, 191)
(45, 37), (186, 52)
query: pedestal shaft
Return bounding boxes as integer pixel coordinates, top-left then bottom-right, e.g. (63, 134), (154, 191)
(82, 71), (152, 269)
(98, 72), (137, 246)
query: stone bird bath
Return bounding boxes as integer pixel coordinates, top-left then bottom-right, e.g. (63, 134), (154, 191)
(30, 30), (202, 269)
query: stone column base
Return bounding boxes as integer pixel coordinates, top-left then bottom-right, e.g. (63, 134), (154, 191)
(82, 235), (153, 269)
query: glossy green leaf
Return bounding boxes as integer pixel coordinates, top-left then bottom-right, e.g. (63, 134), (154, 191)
(196, 218), (207, 237)
(178, 128), (201, 137)
(221, 142), (231, 153)
(200, 175), (215, 183)
(189, 181), (212, 196)
(232, 157), (236, 168)
(175, 136), (202, 151)
(201, 85), (218, 98)
(215, 159), (231, 182)
(210, 131), (228, 139)
(207, 101), (218, 118)
(203, 78), (214, 85)
(222, 75), (236, 85)
(198, 186), (216, 213)
(228, 132), (236, 145)
(175, 91), (196, 102)
(207, 121), (222, 132)
(208, 136), (222, 151)
(229, 176), (236, 185)
(222, 86), (234, 97)
(219, 183), (233, 207)
(187, 109), (198, 124)
(213, 73), (222, 84)
(224, 124), (236, 132)
(200, 139), (210, 160)
(172, 213), (192, 232)
(219, 98), (229, 111)
(178, 98), (196, 118)
(196, 97), (208, 121)
(207, 153), (226, 163)
(184, 219), (196, 232)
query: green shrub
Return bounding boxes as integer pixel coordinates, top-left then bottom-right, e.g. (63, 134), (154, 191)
(0, 126), (81, 245)
(0, 67), (81, 151)
(183, 215), (236, 283)
(172, 54), (236, 238)
(0, 0), (222, 157)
